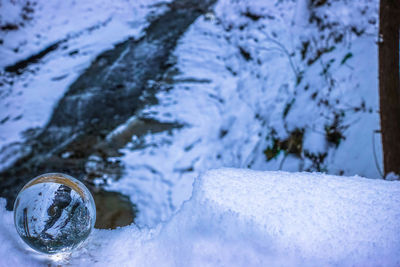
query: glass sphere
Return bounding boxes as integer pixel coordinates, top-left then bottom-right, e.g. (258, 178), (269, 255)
(13, 173), (96, 254)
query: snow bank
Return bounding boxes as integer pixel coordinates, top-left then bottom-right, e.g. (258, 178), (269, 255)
(1, 169), (399, 266)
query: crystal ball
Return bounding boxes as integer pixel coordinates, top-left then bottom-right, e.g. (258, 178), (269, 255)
(13, 173), (96, 254)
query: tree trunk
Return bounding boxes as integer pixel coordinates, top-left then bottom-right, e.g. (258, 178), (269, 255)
(379, 0), (400, 177)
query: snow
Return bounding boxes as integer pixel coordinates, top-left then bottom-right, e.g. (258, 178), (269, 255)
(0, 0), (382, 231)
(1, 169), (400, 266)
(0, 0), (170, 150)
(105, 0), (382, 227)
(0, 0), (396, 265)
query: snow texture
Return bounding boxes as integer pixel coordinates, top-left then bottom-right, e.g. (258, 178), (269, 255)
(0, 0), (385, 236)
(0, 0), (395, 265)
(108, 0), (382, 227)
(0, 169), (399, 266)
(0, 0), (170, 150)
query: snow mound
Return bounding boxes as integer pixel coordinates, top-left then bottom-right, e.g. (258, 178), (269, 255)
(1, 169), (399, 266)
(195, 169), (400, 265)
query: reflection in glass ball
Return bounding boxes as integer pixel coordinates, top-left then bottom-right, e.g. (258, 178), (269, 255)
(13, 173), (96, 254)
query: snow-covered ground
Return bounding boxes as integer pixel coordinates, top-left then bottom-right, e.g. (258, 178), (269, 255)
(107, 0), (382, 226)
(1, 169), (400, 266)
(0, 0), (170, 148)
(0, 0), (394, 265)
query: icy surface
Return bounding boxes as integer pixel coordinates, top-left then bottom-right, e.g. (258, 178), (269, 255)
(1, 169), (400, 266)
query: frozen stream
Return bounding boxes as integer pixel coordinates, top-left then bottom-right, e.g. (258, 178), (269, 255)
(0, 0), (217, 214)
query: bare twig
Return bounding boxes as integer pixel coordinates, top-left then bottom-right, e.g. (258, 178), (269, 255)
(260, 32), (301, 79)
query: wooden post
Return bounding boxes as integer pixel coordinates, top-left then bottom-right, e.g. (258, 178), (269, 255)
(378, 0), (400, 177)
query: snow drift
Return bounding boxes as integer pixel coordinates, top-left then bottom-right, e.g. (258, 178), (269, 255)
(0, 169), (399, 266)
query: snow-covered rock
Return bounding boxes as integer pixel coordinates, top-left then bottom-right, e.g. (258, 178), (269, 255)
(1, 169), (399, 266)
